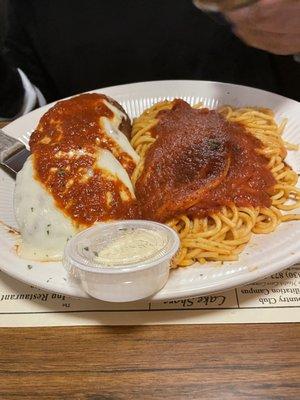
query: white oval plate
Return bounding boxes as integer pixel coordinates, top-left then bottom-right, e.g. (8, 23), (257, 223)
(1, 80), (300, 300)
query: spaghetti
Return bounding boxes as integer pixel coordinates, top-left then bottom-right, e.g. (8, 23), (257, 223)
(131, 100), (300, 267)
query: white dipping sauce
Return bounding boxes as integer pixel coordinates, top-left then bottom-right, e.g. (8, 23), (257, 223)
(93, 228), (168, 266)
(63, 220), (180, 302)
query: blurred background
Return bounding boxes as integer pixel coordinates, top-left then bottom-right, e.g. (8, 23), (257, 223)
(0, 0), (7, 48)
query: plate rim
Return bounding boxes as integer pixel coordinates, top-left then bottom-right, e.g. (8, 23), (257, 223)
(3, 79), (299, 136)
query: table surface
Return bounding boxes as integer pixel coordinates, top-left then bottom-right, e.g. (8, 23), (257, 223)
(1, 324), (299, 400)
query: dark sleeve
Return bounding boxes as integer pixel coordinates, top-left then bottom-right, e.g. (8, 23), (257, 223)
(0, 51), (24, 118)
(3, 0), (56, 102)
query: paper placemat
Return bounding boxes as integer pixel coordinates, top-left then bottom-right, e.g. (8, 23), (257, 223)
(0, 265), (299, 327)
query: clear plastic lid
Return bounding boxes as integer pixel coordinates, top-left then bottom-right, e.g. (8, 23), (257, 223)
(63, 220), (180, 274)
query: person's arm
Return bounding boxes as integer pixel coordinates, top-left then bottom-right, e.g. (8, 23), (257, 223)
(0, 51), (24, 119)
(225, 0), (300, 55)
(1, 0), (50, 120)
(0, 51), (46, 120)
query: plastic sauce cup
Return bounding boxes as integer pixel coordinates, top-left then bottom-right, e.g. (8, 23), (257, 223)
(63, 220), (180, 302)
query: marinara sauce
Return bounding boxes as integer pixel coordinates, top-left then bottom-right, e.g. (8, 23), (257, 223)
(136, 100), (276, 222)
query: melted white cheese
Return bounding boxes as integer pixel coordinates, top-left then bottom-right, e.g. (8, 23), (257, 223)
(14, 156), (77, 261)
(101, 99), (140, 165)
(96, 149), (135, 197)
(103, 99), (126, 126)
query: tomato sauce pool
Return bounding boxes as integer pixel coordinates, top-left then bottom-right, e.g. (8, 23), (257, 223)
(135, 100), (276, 222)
